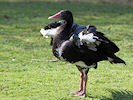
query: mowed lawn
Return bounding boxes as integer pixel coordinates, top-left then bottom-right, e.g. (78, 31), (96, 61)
(0, 1), (133, 100)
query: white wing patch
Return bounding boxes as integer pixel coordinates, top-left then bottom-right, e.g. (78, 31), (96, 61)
(78, 32), (100, 51)
(40, 27), (60, 38)
(78, 32), (98, 43)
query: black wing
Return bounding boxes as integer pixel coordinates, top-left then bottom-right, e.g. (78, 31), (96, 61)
(94, 32), (119, 54)
(87, 25), (119, 54)
(75, 25), (125, 64)
(44, 21), (62, 45)
(44, 21), (62, 30)
(73, 25), (120, 57)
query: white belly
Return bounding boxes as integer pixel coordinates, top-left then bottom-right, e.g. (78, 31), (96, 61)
(74, 61), (96, 69)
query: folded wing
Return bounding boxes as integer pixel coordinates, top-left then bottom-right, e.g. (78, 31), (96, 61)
(73, 25), (120, 57)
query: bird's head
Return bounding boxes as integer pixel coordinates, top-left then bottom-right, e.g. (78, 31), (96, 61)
(48, 10), (73, 23)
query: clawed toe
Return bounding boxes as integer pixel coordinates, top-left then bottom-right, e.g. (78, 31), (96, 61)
(73, 92), (86, 98)
(70, 90), (82, 95)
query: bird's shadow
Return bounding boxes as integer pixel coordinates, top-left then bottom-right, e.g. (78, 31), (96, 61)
(88, 89), (133, 100)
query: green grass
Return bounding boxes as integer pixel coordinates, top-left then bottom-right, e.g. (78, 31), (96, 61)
(0, 1), (133, 100)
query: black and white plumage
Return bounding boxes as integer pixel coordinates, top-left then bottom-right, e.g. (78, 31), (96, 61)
(46, 10), (126, 98)
(40, 21), (62, 38)
(40, 21), (86, 45)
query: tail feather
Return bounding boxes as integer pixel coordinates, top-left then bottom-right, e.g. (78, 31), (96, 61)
(111, 56), (126, 65)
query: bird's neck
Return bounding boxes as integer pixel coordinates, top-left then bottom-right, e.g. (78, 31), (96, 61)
(63, 21), (73, 35)
(55, 20), (73, 41)
(52, 19), (73, 58)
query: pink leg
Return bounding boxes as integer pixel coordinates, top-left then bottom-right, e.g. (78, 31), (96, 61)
(74, 73), (88, 98)
(83, 74), (88, 97)
(70, 70), (84, 94)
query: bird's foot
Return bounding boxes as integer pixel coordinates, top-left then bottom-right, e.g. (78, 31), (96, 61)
(70, 90), (82, 95)
(73, 92), (86, 98)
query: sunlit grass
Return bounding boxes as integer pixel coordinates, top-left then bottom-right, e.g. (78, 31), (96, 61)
(0, 1), (133, 100)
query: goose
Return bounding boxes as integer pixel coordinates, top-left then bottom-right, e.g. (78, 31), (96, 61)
(47, 10), (126, 98)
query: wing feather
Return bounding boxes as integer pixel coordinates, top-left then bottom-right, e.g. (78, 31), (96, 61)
(73, 25), (120, 55)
